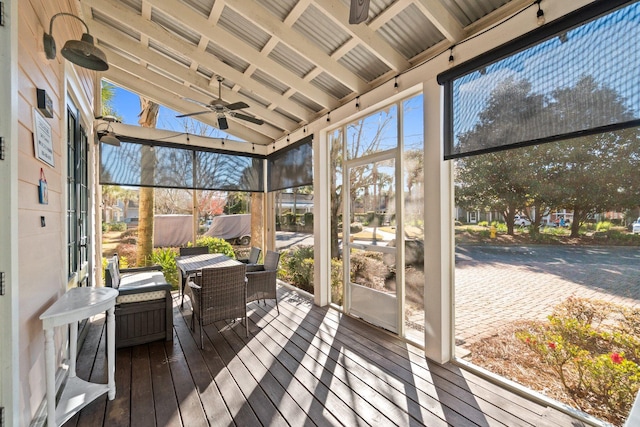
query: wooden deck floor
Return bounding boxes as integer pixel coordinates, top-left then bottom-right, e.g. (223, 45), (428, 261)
(64, 287), (587, 427)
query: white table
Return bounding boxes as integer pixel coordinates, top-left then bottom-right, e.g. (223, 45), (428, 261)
(40, 287), (118, 427)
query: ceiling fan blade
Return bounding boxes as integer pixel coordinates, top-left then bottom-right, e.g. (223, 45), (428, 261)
(232, 112), (264, 125)
(182, 97), (212, 108)
(176, 110), (214, 118)
(218, 116), (229, 130)
(349, 0), (370, 24)
(225, 101), (250, 111)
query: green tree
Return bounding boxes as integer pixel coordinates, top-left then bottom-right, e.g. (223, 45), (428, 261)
(543, 77), (640, 237)
(455, 76), (640, 237)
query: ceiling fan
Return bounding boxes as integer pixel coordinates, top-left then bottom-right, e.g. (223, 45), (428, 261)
(349, 0), (370, 24)
(176, 76), (264, 130)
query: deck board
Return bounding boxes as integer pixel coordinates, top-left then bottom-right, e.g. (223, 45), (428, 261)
(64, 287), (589, 427)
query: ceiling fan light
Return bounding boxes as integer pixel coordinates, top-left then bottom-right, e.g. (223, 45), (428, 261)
(218, 116), (229, 130)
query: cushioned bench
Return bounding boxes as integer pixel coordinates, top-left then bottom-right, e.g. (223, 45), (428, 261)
(105, 255), (173, 348)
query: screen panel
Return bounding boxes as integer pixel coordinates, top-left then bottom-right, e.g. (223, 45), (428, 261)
(100, 138), (263, 192)
(438, 0), (640, 160)
(268, 135), (313, 192)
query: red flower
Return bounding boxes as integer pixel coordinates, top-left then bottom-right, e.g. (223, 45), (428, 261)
(610, 353), (624, 364)
(547, 342), (557, 350)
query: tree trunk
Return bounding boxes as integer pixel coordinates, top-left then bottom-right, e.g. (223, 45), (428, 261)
(250, 192), (263, 249)
(136, 98), (159, 266)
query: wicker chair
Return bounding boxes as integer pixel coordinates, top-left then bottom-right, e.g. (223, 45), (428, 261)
(188, 263), (248, 348)
(246, 250), (281, 314)
(238, 246), (261, 265)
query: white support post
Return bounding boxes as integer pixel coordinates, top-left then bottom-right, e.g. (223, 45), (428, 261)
(423, 78), (453, 363)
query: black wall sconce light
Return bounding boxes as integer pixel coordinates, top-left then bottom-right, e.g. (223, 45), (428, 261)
(43, 12), (109, 71)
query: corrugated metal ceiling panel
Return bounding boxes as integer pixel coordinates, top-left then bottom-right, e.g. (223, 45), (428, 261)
(179, 0), (215, 18)
(378, 3), (445, 60)
(251, 69), (290, 96)
(442, 0), (511, 27)
(293, 4), (351, 56)
(290, 92), (324, 113)
(92, 8), (141, 42)
(150, 7), (200, 46)
(218, 6), (271, 52)
(119, 0), (142, 14)
(310, 72), (353, 100)
(148, 40), (193, 68)
(255, 0), (297, 21)
(205, 42), (251, 74)
(338, 44), (391, 83)
(268, 42), (316, 79)
(196, 65), (215, 79)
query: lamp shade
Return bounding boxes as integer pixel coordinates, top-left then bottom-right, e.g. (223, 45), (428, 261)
(100, 132), (121, 147)
(61, 33), (108, 71)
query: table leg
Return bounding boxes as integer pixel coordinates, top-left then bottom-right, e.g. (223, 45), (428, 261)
(69, 321), (77, 378)
(44, 328), (56, 427)
(180, 270), (187, 309)
(107, 306), (116, 399)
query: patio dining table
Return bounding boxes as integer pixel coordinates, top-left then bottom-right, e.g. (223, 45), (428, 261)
(176, 253), (241, 308)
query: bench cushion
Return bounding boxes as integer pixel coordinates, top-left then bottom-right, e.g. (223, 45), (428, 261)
(117, 271), (169, 303)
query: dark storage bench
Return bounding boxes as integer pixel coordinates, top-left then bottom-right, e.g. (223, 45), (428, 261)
(105, 255), (173, 348)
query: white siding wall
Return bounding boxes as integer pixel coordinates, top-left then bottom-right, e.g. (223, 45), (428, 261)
(14, 1), (97, 424)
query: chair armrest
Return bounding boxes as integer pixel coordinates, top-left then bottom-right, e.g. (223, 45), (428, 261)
(121, 265), (162, 274)
(117, 282), (172, 296)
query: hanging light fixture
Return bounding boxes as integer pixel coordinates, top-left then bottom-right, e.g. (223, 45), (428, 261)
(95, 116), (121, 147)
(535, 0), (545, 26)
(99, 130), (121, 147)
(43, 12), (109, 71)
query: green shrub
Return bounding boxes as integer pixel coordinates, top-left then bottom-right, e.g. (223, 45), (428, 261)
(330, 258), (343, 306)
(516, 297), (640, 425)
(108, 222), (126, 232)
(304, 212), (313, 227)
(194, 236), (235, 258)
(115, 243), (136, 267)
(596, 221), (613, 232)
(350, 222), (363, 233)
(349, 251), (388, 290)
(280, 246), (314, 293)
(150, 247), (179, 288)
(478, 221), (489, 227)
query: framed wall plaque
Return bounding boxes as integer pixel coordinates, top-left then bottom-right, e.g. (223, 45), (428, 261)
(33, 108), (55, 167)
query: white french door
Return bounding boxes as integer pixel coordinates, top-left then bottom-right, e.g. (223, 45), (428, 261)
(344, 149), (402, 333)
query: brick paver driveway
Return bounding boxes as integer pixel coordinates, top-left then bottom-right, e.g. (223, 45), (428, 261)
(455, 245), (640, 348)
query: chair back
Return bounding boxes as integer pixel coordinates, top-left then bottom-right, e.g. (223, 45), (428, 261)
(105, 254), (120, 288)
(248, 246), (262, 264)
(263, 250), (281, 271)
(180, 246), (209, 256)
(197, 264), (247, 321)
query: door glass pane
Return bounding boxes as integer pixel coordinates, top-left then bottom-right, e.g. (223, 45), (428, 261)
(402, 94), (425, 344)
(346, 105), (398, 160)
(329, 128), (344, 307)
(347, 156), (398, 332)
